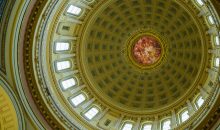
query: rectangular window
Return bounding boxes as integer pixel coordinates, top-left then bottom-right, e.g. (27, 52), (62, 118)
(122, 123), (133, 130)
(215, 58), (220, 67)
(62, 26), (70, 31)
(162, 120), (171, 130)
(61, 78), (76, 90)
(67, 5), (82, 16)
(70, 94), (86, 106)
(196, 96), (204, 108)
(196, 0), (204, 6)
(55, 42), (70, 51)
(208, 15), (215, 24)
(215, 36), (219, 46)
(180, 111), (189, 122)
(143, 124), (152, 130)
(56, 61), (71, 71)
(84, 107), (99, 120)
(104, 119), (111, 126)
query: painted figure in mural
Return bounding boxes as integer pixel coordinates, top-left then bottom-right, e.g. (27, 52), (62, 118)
(133, 36), (161, 65)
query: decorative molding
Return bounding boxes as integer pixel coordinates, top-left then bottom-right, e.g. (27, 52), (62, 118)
(20, 0), (220, 129)
(22, 0), (67, 129)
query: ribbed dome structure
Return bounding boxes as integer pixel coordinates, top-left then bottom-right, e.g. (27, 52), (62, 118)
(4, 0), (218, 129)
(79, 0), (208, 112)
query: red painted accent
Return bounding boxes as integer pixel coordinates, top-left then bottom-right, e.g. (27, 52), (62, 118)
(133, 36), (162, 65)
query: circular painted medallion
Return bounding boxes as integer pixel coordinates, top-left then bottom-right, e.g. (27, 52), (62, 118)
(133, 36), (162, 65)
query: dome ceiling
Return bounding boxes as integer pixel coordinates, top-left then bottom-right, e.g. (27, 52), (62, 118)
(79, 0), (208, 111)
(19, 0), (220, 129)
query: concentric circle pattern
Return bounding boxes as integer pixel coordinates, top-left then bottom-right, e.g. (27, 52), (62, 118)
(80, 0), (207, 111)
(8, 0), (219, 129)
(80, 0), (206, 111)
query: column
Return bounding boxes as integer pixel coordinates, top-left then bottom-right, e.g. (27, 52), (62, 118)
(71, 84), (85, 94)
(171, 110), (177, 129)
(199, 86), (209, 99)
(96, 108), (109, 120)
(65, 17), (83, 24)
(81, 98), (95, 109)
(207, 27), (217, 34)
(186, 100), (196, 116)
(198, 8), (206, 17)
(152, 116), (159, 130)
(114, 115), (124, 129)
(207, 68), (218, 80)
(134, 117), (141, 130)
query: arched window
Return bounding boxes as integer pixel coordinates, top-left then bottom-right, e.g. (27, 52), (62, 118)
(142, 123), (152, 130)
(67, 5), (82, 16)
(195, 96), (204, 109)
(61, 78), (76, 90)
(84, 107), (99, 120)
(56, 60), (71, 71)
(70, 93), (86, 107)
(55, 42), (70, 52)
(161, 119), (171, 130)
(121, 122), (133, 130)
(180, 110), (189, 123)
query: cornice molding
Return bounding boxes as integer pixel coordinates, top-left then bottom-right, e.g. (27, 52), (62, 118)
(22, 0), (67, 129)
